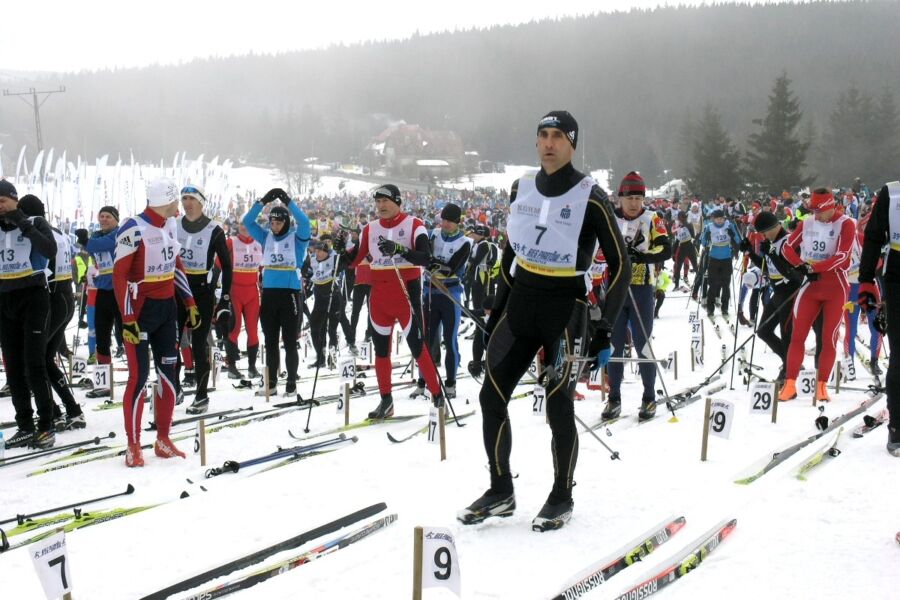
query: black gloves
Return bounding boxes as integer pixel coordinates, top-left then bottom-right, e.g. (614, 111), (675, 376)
(377, 236), (404, 257)
(429, 261), (453, 277)
(738, 237), (751, 253)
(759, 239), (771, 255)
(796, 263), (819, 283)
(260, 188), (287, 205)
(75, 228), (89, 248)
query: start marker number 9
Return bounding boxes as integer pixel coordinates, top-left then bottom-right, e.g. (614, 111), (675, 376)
(748, 381), (775, 415)
(421, 527), (461, 596)
(709, 399), (734, 439)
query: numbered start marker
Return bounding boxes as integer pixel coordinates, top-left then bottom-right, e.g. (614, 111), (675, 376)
(71, 357), (88, 380)
(358, 342), (372, 363)
(709, 399), (734, 439)
(92, 364), (110, 389)
(748, 381), (775, 415)
(29, 530), (73, 600)
(532, 384), (547, 417)
(665, 352), (675, 373)
(690, 320), (702, 341)
(427, 405), (441, 445)
(842, 355), (856, 381)
(798, 369), (816, 398)
(338, 356), (356, 384)
(421, 526), (461, 597)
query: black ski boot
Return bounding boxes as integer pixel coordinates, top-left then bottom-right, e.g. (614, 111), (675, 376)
(247, 345), (261, 379)
(182, 370), (196, 388)
(457, 489), (516, 525)
(367, 394), (394, 419)
(307, 357), (326, 369)
(638, 398), (657, 422)
(65, 413), (87, 430)
(887, 426), (900, 457)
(225, 363), (242, 379)
(283, 380), (297, 397)
(186, 396), (209, 415)
(601, 396), (621, 420)
(532, 497), (574, 532)
(32, 429), (56, 450)
(5, 428), (35, 449)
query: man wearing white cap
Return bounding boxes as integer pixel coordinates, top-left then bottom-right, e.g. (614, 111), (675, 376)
(113, 178), (202, 467)
(175, 184), (233, 414)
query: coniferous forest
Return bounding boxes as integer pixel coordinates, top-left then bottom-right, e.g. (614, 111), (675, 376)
(1, 1), (899, 192)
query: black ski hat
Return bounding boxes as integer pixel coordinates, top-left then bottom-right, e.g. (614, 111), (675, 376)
(373, 184), (402, 205)
(753, 211), (779, 233)
(440, 203), (462, 224)
(99, 205), (119, 222)
(0, 180), (17, 201)
(268, 206), (291, 230)
(537, 110), (578, 149)
(18, 194), (44, 217)
(711, 209), (725, 219)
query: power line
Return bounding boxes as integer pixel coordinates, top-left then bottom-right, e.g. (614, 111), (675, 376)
(2, 86), (66, 152)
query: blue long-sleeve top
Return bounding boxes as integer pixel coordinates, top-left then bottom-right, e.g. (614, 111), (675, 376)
(242, 202), (310, 290)
(700, 220), (741, 261)
(86, 227), (118, 290)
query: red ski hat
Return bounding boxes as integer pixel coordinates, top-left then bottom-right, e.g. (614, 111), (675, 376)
(810, 188), (835, 212)
(617, 171), (646, 197)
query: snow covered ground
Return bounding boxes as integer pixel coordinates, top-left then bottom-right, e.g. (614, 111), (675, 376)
(0, 267), (895, 599)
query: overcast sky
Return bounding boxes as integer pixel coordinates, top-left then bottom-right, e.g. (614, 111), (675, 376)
(5, 0), (780, 73)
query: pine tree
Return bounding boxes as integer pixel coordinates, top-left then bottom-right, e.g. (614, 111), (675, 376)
(823, 85), (875, 187)
(870, 88), (900, 186)
(745, 72), (811, 194)
(688, 104), (742, 198)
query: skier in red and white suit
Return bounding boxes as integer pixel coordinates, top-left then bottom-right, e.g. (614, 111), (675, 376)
(778, 188), (855, 402)
(224, 222), (263, 379)
(113, 178), (202, 467)
(344, 184), (443, 418)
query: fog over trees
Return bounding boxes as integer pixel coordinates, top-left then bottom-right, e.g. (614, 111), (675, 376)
(1, 0), (899, 191)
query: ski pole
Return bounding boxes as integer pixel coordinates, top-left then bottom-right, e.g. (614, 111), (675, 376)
(625, 286), (677, 420)
(693, 281), (807, 391)
(744, 260), (767, 391)
(574, 413), (620, 460)
(388, 257), (465, 427)
(303, 255), (344, 433)
(0, 432), (116, 468)
(0, 483), (135, 526)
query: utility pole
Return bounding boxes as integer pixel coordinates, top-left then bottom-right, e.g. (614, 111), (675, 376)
(2, 86), (66, 152)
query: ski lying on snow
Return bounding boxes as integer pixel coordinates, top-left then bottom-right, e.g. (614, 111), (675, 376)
(386, 410), (477, 443)
(28, 405), (306, 477)
(180, 513), (398, 600)
(203, 434), (355, 478)
(1, 504), (162, 553)
(795, 427), (843, 481)
(138, 502), (388, 600)
(611, 518), (737, 600)
(734, 392), (883, 485)
(549, 515), (686, 600)
(852, 409), (889, 438)
(288, 414), (424, 441)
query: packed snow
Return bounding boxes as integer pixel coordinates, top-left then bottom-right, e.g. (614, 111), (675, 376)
(0, 258), (894, 599)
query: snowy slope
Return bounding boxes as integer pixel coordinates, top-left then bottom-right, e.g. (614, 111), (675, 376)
(0, 270), (895, 600)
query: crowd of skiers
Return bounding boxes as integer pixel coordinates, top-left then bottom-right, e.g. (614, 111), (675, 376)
(0, 109), (895, 531)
